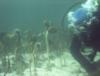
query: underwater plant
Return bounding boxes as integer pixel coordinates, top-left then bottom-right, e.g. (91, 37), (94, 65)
(43, 19), (55, 69)
(0, 31), (22, 76)
(0, 32), (12, 73)
(28, 34), (38, 76)
(45, 30), (50, 68)
(3, 56), (11, 76)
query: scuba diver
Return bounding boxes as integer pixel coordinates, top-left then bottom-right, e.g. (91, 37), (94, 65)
(65, 0), (100, 75)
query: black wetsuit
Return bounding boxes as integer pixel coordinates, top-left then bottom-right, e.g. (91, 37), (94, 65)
(70, 5), (100, 73)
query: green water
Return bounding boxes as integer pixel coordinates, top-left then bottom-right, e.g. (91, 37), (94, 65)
(0, 0), (83, 33)
(0, 0), (93, 76)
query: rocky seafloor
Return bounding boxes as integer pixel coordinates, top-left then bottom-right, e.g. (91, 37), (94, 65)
(0, 48), (91, 76)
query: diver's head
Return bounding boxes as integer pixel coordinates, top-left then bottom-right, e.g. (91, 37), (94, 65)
(67, 0), (99, 34)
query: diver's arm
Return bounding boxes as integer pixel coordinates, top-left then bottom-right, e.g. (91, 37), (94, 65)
(70, 35), (97, 73)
